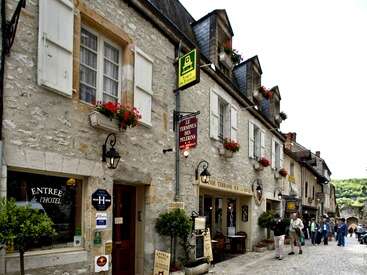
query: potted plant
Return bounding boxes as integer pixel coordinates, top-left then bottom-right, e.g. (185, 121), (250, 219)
(0, 199), (56, 275)
(258, 210), (275, 239)
(259, 157), (271, 167)
(254, 243), (267, 253)
(116, 105), (142, 130)
(95, 101), (120, 120)
(155, 209), (192, 272)
(262, 239), (275, 250)
(259, 86), (272, 99)
(223, 139), (240, 158)
(279, 168), (288, 177)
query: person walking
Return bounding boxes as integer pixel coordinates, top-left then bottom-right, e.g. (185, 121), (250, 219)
(337, 218), (347, 246)
(310, 218), (317, 245)
(322, 218), (330, 245)
(316, 219), (323, 245)
(270, 213), (287, 260)
(288, 212), (304, 255)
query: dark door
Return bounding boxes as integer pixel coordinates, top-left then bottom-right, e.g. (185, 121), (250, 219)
(113, 185), (135, 275)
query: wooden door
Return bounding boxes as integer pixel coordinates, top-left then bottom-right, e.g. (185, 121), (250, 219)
(113, 185), (135, 275)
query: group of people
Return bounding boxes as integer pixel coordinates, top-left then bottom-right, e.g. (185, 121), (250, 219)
(270, 213), (348, 260)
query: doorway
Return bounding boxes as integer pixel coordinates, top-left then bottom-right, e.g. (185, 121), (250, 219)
(113, 184), (136, 275)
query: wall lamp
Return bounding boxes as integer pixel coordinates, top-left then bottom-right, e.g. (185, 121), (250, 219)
(102, 133), (120, 169)
(195, 160), (211, 184)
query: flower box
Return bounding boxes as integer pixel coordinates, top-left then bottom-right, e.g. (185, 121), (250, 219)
(219, 51), (233, 69)
(224, 149), (234, 158)
(89, 111), (119, 133)
(223, 139), (240, 153)
(279, 168), (288, 177)
(259, 157), (271, 167)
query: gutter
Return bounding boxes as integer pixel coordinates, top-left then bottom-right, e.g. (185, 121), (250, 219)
(124, 0), (285, 141)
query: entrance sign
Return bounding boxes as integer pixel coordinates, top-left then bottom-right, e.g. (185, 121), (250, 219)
(95, 255), (109, 272)
(178, 49), (200, 90)
(179, 116), (197, 150)
(92, 189), (111, 211)
(153, 250), (170, 275)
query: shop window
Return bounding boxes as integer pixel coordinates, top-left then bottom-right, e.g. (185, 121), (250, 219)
(7, 171), (82, 250)
(80, 26), (122, 104)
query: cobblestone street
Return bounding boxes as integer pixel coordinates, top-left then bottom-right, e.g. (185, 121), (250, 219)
(210, 236), (367, 275)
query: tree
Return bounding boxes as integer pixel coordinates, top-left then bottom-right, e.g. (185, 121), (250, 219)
(0, 199), (56, 275)
(155, 208), (192, 269)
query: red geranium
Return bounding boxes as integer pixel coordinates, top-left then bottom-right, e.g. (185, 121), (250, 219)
(259, 86), (273, 100)
(223, 139), (240, 153)
(117, 105), (142, 130)
(279, 168), (288, 177)
(259, 157), (271, 167)
(96, 101), (120, 119)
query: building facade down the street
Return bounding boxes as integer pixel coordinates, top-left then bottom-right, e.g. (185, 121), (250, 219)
(0, 0), (334, 274)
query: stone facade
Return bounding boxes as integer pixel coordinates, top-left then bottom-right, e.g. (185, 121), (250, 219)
(1, 0), (333, 274)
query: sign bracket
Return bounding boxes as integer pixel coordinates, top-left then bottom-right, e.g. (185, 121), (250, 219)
(173, 110), (200, 131)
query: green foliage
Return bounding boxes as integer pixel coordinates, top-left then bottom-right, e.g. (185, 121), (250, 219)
(155, 209), (192, 267)
(0, 198), (56, 250)
(258, 210), (275, 228)
(333, 178), (367, 208)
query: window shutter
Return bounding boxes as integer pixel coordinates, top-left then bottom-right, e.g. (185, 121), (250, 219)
(260, 130), (266, 158)
(271, 139), (276, 169)
(37, 0), (74, 96)
(134, 48), (153, 125)
(210, 90), (219, 139)
(248, 121), (254, 158)
(230, 107), (238, 141)
(280, 144), (284, 169)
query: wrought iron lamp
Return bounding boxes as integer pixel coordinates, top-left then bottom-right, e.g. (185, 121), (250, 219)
(195, 160), (211, 183)
(102, 133), (120, 169)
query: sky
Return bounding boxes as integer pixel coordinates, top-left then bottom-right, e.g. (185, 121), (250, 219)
(180, 0), (367, 180)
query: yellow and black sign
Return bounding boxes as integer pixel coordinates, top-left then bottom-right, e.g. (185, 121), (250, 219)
(178, 48), (200, 90)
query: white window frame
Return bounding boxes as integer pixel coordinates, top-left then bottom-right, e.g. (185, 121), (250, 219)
(80, 25), (122, 104)
(248, 121), (265, 160)
(272, 138), (283, 170)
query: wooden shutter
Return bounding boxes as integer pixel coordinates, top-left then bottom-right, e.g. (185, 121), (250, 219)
(37, 0), (74, 96)
(280, 144), (284, 168)
(248, 121), (254, 158)
(260, 130), (266, 158)
(134, 48), (153, 125)
(230, 107), (238, 141)
(271, 139), (276, 169)
(210, 90), (219, 139)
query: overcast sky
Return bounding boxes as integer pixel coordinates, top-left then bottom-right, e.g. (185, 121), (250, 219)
(180, 0), (367, 180)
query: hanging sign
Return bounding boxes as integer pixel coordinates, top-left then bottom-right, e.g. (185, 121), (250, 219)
(92, 189), (111, 211)
(95, 255), (109, 272)
(153, 250), (170, 275)
(179, 116), (197, 150)
(178, 49), (200, 90)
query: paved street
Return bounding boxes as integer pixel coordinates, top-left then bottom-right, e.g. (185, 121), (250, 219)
(210, 236), (367, 275)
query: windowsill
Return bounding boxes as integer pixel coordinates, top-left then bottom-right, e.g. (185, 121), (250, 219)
(138, 121), (152, 128)
(5, 246), (86, 258)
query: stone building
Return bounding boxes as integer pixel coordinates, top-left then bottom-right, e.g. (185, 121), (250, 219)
(0, 0), (332, 274)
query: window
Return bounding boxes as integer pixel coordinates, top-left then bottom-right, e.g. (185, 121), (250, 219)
(210, 90), (238, 142)
(7, 171), (82, 250)
(218, 100), (227, 141)
(305, 181), (308, 198)
(290, 162), (295, 177)
(271, 139), (283, 170)
(248, 121), (265, 159)
(80, 26), (121, 104)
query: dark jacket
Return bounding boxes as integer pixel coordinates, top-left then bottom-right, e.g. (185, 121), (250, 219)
(270, 218), (287, 236)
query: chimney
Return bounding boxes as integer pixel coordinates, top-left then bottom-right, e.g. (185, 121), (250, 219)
(286, 132), (297, 142)
(316, 151), (320, 157)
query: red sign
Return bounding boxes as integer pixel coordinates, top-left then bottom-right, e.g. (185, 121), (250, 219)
(179, 116), (197, 150)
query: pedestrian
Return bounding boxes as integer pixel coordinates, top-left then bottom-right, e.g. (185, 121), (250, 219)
(337, 218), (347, 246)
(270, 213), (287, 260)
(322, 218), (330, 245)
(348, 227), (353, 237)
(310, 217), (317, 245)
(316, 219), (322, 245)
(288, 212), (304, 255)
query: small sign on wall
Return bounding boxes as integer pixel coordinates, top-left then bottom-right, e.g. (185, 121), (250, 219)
(203, 229), (213, 262)
(95, 255), (109, 272)
(96, 212), (108, 229)
(153, 250), (170, 275)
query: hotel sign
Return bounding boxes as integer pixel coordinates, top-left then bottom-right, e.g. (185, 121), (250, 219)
(178, 49), (200, 90)
(179, 116), (197, 150)
(200, 179), (252, 195)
